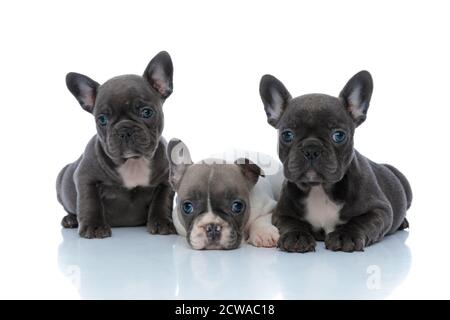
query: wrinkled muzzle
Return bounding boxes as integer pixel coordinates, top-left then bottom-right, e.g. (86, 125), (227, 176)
(284, 139), (341, 184)
(105, 120), (157, 159)
(187, 212), (242, 250)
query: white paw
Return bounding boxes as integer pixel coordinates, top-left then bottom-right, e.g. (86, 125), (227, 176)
(248, 225), (280, 248)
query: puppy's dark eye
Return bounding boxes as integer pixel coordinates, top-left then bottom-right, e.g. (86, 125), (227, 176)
(140, 107), (154, 119)
(281, 130), (294, 143)
(97, 114), (108, 126)
(231, 200), (245, 214)
(182, 201), (194, 214)
(331, 130), (347, 143)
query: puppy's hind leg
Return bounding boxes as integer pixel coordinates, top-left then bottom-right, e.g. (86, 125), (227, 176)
(383, 164), (413, 209)
(398, 218), (409, 230)
(56, 164), (70, 207)
(61, 213), (78, 229)
(57, 160), (81, 229)
(247, 214), (280, 248)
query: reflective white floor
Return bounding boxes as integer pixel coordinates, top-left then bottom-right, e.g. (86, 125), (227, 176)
(56, 228), (412, 299)
(0, 205), (449, 299)
(1, 174), (449, 300)
(0, 161), (448, 299)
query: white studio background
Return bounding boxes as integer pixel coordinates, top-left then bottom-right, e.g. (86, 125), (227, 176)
(0, 0), (449, 299)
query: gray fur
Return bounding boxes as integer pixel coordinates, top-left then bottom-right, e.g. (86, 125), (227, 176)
(259, 71), (412, 252)
(56, 51), (176, 239)
(166, 139), (264, 250)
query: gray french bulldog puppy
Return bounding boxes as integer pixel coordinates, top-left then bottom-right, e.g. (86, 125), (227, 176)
(56, 51), (176, 239)
(259, 71), (412, 252)
(167, 139), (282, 250)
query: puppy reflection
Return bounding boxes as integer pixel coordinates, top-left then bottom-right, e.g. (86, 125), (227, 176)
(171, 232), (411, 299)
(57, 228), (411, 299)
(167, 139), (283, 250)
(57, 228), (179, 299)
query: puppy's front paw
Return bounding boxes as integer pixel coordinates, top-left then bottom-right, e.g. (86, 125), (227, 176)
(248, 225), (280, 248)
(278, 231), (316, 253)
(78, 224), (112, 239)
(325, 230), (365, 252)
(147, 218), (177, 235)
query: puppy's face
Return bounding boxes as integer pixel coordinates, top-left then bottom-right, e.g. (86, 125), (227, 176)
(177, 163), (250, 250)
(274, 95), (355, 185)
(65, 51), (173, 163)
(167, 141), (263, 250)
(93, 77), (164, 161)
(260, 71), (373, 187)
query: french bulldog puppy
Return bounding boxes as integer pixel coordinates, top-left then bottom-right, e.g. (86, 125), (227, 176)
(56, 51), (176, 239)
(166, 139), (284, 250)
(259, 71), (412, 252)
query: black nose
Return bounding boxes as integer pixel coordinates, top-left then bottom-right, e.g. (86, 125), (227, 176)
(205, 224), (221, 241)
(302, 145), (322, 161)
(118, 127), (135, 143)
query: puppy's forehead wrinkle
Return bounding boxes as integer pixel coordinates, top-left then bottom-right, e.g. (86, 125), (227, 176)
(209, 164), (249, 194)
(96, 75), (158, 106)
(183, 188), (207, 200)
(288, 94), (344, 113)
(281, 94), (351, 129)
(177, 165), (211, 199)
(178, 163), (249, 203)
(100, 75), (150, 92)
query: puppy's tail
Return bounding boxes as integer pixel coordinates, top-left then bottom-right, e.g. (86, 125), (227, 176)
(383, 164), (413, 210)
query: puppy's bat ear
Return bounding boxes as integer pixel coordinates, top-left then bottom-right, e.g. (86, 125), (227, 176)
(234, 158), (265, 187)
(339, 70), (373, 127)
(259, 74), (292, 128)
(66, 72), (100, 113)
(167, 138), (193, 190)
(144, 51), (174, 100)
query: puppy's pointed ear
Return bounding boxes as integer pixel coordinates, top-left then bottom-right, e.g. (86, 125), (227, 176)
(339, 70), (373, 127)
(66, 72), (100, 113)
(144, 51), (173, 99)
(259, 74), (292, 128)
(167, 138), (193, 190)
(234, 158), (265, 188)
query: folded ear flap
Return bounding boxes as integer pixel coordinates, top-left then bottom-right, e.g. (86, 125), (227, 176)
(143, 51), (174, 99)
(66, 72), (100, 113)
(234, 158), (265, 187)
(339, 70), (373, 127)
(259, 74), (292, 128)
(167, 138), (193, 190)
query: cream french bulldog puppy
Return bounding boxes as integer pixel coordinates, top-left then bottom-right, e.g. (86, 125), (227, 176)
(167, 139), (284, 250)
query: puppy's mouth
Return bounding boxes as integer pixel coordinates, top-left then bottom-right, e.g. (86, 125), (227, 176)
(121, 144), (157, 160)
(122, 153), (143, 160)
(296, 169), (345, 188)
(298, 170), (324, 186)
(286, 155), (341, 186)
(105, 122), (157, 161)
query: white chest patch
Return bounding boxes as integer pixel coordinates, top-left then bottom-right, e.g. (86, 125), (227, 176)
(304, 186), (343, 234)
(117, 157), (151, 189)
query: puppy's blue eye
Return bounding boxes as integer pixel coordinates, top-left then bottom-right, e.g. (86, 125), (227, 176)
(281, 130), (294, 143)
(97, 114), (108, 126)
(231, 200), (245, 214)
(182, 201), (193, 214)
(332, 130), (347, 143)
(140, 107), (154, 118)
